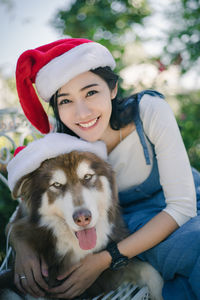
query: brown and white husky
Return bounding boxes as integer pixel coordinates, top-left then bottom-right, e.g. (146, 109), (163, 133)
(1, 151), (163, 300)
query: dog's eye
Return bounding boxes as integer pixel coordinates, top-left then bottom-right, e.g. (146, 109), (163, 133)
(51, 182), (63, 188)
(84, 174), (93, 181)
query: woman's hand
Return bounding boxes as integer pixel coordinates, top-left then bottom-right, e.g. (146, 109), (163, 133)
(14, 240), (49, 298)
(49, 251), (111, 299)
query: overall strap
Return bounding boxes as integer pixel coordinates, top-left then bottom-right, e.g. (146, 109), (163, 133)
(137, 89), (165, 102)
(134, 90), (165, 165)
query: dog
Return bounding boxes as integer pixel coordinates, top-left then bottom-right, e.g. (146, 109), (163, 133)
(1, 150), (163, 300)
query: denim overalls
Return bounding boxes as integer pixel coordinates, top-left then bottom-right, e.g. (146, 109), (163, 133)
(118, 90), (200, 300)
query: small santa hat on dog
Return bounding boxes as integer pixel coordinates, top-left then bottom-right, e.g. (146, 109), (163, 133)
(7, 133), (107, 192)
(16, 38), (116, 134)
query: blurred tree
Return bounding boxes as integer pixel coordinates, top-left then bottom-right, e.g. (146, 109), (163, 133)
(52, 0), (151, 70)
(161, 0), (200, 73)
(0, 0), (14, 10)
(176, 90), (200, 171)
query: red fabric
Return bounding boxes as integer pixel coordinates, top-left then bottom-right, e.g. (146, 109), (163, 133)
(15, 38), (93, 134)
(14, 146), (26, 157)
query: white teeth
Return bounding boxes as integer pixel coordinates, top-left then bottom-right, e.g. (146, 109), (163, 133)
(78, 118), (98, 128)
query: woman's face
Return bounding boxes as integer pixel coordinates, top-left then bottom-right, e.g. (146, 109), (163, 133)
(57, 71), (117, 142)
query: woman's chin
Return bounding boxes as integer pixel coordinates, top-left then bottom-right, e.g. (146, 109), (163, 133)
(76, 128), (104, 142)
(82, 135), (100, 143)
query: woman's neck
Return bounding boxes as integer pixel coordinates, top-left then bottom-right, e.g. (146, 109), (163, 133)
(101, 126), (120, 154)
(101, 122), (136, 154)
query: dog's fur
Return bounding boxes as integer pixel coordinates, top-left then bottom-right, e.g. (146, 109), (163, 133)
(0, 151), (163, 299)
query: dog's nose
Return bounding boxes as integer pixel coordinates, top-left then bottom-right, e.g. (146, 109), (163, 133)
(73, 209), (92, 227)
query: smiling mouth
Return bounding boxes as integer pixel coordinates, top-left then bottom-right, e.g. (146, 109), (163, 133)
(77, 117), (100, 128)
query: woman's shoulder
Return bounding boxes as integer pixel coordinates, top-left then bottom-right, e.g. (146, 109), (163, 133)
(138, 90), (177, 134)
(117, 90), (169, 128)
(137, 89), (165, 101)
(138, 90), (172, 114)
(121, 89), (164, 109)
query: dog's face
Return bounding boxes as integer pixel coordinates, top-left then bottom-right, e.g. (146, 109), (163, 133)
(13, 151), (118, 260)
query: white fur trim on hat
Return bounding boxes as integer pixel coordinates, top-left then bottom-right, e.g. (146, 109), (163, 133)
(7, 133), (107, 192)
(35, 42), (116, 101)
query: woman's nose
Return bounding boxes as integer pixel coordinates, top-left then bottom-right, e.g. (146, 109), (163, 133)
(75, 101), (92, 119)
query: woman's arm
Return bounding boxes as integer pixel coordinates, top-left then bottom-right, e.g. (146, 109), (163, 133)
(5, 206), (49, 297)
(116, 211), (178, 258)
(100, 211), (179, 270)
(140, 94), (196, 226)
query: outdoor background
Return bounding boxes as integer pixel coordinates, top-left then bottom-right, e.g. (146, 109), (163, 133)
(0, 0), (200, 263)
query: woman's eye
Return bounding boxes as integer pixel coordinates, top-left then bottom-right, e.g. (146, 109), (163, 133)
(58, 99), (71, 105)
(86, 90), (98, 97)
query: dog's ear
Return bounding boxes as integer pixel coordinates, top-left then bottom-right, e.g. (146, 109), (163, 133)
(12, 174), (32, 200)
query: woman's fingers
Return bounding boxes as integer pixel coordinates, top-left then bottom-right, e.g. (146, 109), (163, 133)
(49, 267), (79, 295)
(14, 271), (42, 298)
(56, 262), (81, 280)
(41, 256), (48, 278)
(49, 253), (105, 298)
(32, 256), (49, 291)
(20, 271), (45, 298)
(14, 244), (49, 297)
(27, 267), (48, 296)
(14, 272), (26, 295)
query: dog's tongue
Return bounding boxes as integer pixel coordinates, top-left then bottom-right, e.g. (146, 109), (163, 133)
(76, 227), (96, 250)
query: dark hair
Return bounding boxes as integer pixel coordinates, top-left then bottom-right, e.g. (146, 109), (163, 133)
(49, 67), (137, 135)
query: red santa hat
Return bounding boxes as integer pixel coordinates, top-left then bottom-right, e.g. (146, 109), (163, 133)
(7, 133), (107, 192)
(16, 38), (116, 134)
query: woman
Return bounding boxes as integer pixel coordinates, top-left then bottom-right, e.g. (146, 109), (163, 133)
(7, 38), (200, 299)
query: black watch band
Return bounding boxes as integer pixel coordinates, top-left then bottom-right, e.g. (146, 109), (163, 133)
(106, 241), (129, 270)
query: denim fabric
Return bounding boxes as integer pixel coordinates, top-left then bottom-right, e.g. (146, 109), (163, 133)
(119, 90), (200, 299)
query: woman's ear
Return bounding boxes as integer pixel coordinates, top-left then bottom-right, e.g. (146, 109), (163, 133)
(111, 82), (118, 100)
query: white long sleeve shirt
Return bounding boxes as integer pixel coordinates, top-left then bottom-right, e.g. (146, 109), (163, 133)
(108, 94), (197, 226)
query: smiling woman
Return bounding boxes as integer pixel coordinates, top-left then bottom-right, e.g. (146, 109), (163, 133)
(54, 71), (116, 143)
(4, 37), (200, 300)
(49, 66), (121, 140)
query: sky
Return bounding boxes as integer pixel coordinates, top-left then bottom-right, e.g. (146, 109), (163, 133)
(0, 0), (169, 78)
(0, 0), (199, 90)
(0, 0), (72, 77)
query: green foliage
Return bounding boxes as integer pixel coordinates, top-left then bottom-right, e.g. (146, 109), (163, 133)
(0, 175), (17, 264)
(52, 0), (150, 69)
(176, 91), (200, 171)
(162, 0), (200, 73)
